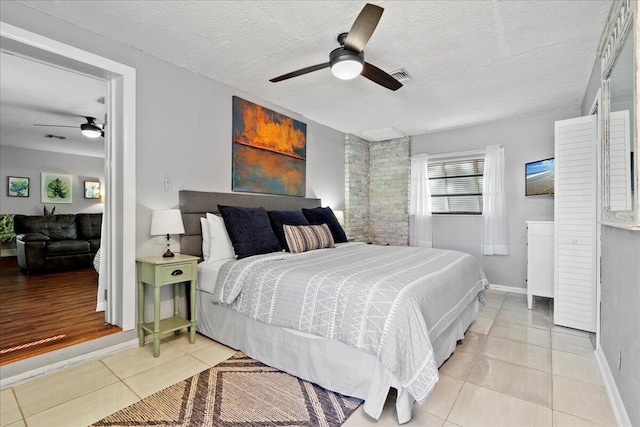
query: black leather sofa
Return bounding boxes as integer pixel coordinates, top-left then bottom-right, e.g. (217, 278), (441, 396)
(14, 213), (102, 273)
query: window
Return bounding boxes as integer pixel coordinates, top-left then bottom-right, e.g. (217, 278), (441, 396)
(429, 158), (484, 214)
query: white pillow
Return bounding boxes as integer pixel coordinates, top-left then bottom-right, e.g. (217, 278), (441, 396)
(206, 212), (236, 262)
(200, 217), (210, 261)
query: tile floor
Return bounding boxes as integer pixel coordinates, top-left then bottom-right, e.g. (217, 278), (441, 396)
(343, 291), (616, 427)
(0, 290), (617, 427)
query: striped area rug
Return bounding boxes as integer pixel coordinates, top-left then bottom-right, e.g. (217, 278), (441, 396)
(93, 352), (362, 426)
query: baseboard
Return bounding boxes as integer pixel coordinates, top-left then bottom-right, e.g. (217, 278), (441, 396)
(0, 248), (16, 257)
(0, 338), (139, 389)
(595, 345), (632, 427)
(488, 284), (527, 294)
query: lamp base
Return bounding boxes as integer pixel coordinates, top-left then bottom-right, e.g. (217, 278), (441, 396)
(162, 249), (175, 258)
(162, 233), (175, 257)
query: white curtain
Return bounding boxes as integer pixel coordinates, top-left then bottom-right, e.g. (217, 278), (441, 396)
(95, 215), (107, 312)
(410, 153), (433, 247)
(482, 145), (509, 255)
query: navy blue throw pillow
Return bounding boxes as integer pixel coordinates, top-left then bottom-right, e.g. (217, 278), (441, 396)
(268, 210), (310, 252)
(217, 205), (282, 259)
(302, 207), (348, 243)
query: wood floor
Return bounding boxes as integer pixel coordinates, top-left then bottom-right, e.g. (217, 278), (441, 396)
(0, 256), (121, 365)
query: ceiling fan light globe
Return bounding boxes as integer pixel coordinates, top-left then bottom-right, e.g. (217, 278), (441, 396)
(81, 123), (102, 138)
(329, 48), (364, 80)
(331, 60), (363, 80)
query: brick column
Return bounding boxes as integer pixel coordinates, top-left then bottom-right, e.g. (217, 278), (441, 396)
(344, 134), (410, 246)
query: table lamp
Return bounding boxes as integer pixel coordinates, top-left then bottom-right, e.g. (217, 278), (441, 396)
(150, 209), (185, 257)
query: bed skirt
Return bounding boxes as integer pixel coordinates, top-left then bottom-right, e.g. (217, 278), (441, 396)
(196, 289), (479, 423)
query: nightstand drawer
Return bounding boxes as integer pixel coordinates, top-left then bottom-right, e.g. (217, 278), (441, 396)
(159, 262), (194, 284)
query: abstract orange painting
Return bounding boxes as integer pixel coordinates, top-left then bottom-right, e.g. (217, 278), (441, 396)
(232, 96), (306, 196)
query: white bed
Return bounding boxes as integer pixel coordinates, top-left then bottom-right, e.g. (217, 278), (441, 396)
(179, 191), (487, 424)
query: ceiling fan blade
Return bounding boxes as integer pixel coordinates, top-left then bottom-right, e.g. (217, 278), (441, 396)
(361, 62), (402, 91)
(33, 124), (78, 128)
(343, 3), (384, 53)
(270, 62), (330, 82)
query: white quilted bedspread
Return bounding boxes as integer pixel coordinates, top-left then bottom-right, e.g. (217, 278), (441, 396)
(211, 242), (487, 404)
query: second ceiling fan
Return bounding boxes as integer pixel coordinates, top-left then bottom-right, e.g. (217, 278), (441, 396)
(269, 3), (402, 91)
(34, 116), (104, 138)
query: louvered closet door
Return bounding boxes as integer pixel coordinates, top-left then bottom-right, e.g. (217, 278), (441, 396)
(554, 115), (597, 332)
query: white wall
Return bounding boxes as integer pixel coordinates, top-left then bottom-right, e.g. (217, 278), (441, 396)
(411, 110), (579, 288)
(0, 146), (104, 215)
(129, 60), (345, 257)
(0, 2), (345, 374)
(582, 57), (640, 427)
(600, 225), (640, 426)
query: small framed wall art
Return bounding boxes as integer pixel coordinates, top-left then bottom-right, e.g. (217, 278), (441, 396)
(84, 181), (101, 199)
(41, 173), (72, 203)
(7, 176), (30, 197)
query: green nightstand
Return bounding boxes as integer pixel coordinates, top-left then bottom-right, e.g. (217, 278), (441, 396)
(136, 254), (198, 357)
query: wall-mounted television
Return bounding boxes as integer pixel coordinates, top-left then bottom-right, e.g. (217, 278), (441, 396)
(525, 158), (555, 196)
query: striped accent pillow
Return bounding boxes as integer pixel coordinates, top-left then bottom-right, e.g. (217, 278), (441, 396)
(283, 223), (335, 254)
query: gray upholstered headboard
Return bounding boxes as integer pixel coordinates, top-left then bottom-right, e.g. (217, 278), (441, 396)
(179, 190), (321, 259)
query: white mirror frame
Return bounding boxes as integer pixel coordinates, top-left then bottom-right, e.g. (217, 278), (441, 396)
(0, 22), (137, 329)
(599, 0), (640, 230)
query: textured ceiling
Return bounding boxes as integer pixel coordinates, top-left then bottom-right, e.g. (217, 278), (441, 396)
(0, 50), (106, 157)
(7, 0), (610, 142)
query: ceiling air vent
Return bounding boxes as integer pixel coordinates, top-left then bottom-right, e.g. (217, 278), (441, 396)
(96, 96), (106, 104)
(362, 127), (406, 141)
(389, 68), (411, 82)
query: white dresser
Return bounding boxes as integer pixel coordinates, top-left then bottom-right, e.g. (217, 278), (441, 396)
(526, 221), (554, 309)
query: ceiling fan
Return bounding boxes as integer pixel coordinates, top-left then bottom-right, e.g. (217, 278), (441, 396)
(269, 3), (402, 91)
(34, 116), (104, 138)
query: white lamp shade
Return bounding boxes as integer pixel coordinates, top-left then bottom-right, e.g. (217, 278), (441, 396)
(333, 210), (345, 226)
(150, 209), (185, 236)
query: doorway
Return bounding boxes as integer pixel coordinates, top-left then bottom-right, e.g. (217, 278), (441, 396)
(0, 22), (136, 373)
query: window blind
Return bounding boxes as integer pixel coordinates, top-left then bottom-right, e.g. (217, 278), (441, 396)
(428, 158), (484, 214)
